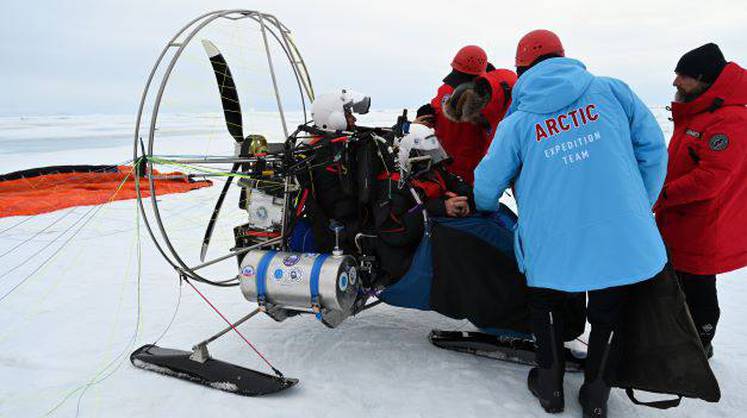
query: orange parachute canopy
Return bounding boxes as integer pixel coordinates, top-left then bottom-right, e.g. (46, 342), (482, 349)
(0, 164), (212, 218)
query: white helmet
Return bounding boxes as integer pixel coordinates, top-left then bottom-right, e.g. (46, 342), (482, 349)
(311, 89), (371, 131)
(396, 124), (450, 175)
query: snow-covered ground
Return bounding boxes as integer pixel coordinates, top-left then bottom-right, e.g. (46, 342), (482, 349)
(0, 111), (745, 418)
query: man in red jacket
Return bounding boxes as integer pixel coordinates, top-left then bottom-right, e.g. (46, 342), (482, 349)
(655, 43), (747, 358)
(417, 46), (517, 184)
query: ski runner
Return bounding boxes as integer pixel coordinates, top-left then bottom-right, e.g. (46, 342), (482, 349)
(473, 30), (668, 417)
(655, 43), (747, 358)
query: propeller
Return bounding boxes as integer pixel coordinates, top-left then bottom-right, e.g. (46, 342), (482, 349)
(200, 39), (245, 262)
(202, 39), (244, 142)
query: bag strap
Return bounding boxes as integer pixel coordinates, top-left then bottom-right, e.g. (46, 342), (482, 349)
(625, 388), (682, 409)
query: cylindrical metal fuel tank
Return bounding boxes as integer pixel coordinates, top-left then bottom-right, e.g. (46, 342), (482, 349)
(239, 250), (359, 314)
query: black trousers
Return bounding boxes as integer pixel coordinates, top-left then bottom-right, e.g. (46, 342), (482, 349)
(529, 283), (633, 381)
(677, 271), (719, 347)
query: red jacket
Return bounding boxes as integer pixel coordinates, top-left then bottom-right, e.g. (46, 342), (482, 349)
(655, 62), (747, 275)
(431, 69), (517, 184)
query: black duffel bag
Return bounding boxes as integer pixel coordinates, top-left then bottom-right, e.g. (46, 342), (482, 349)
(607, 263), (720, 408)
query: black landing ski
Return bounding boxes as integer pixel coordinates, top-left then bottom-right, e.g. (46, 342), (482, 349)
(131, 344), (298, 396)
(428, 330), (585, 372)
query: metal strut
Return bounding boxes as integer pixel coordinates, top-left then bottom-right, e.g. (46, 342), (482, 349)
(190, 308), (262, 363)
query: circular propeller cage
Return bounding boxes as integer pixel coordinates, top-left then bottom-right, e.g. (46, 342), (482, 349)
(133, 10), (314, 286)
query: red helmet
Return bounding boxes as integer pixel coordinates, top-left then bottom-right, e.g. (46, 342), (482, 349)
(451, 45), (488, 75)
(515, 30), (564, 67)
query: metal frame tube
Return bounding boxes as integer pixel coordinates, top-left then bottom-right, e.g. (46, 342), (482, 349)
(258, 14), (289, 139)
(132, 10), (315, 283)
(154, 158), (264, 164)
(190, 236), (283, 271)
(195, 308), (260, 348)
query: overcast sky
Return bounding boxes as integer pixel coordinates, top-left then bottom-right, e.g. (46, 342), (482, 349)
(1, 0), (745, 116)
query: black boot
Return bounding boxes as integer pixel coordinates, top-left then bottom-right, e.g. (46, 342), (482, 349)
(579, 331), (614, 418)
(678, 272), (719, 359)
(528, 311), (565, 413)
(528, 366), (564, 413)
(579, 378), (610, 418)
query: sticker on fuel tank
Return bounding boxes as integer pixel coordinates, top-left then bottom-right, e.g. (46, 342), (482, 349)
(348, 267), (357, 285)
(289, 269), (303, 282)
(283, 254), (301, 266)
(240, 265), (256, 278)
(338, 272), (349, 291)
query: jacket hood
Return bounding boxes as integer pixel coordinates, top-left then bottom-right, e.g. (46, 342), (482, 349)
(510, 57), (594, 114)
(671, 62), (747, 119)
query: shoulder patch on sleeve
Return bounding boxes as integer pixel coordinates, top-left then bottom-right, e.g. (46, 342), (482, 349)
(709, 134), (729, 151)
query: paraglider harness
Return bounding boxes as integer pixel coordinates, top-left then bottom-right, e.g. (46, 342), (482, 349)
(230, 112), (421, 303)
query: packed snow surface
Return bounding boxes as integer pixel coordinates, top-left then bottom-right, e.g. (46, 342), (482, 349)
(1, 110), (745, 417)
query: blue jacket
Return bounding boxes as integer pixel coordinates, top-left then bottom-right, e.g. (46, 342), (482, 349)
(474, 58), (668, 292)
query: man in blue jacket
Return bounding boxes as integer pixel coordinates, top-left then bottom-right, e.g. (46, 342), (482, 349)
(474, 30), (668, 417)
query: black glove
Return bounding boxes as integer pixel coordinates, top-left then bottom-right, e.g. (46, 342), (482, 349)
(416, 103), (435, 118)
